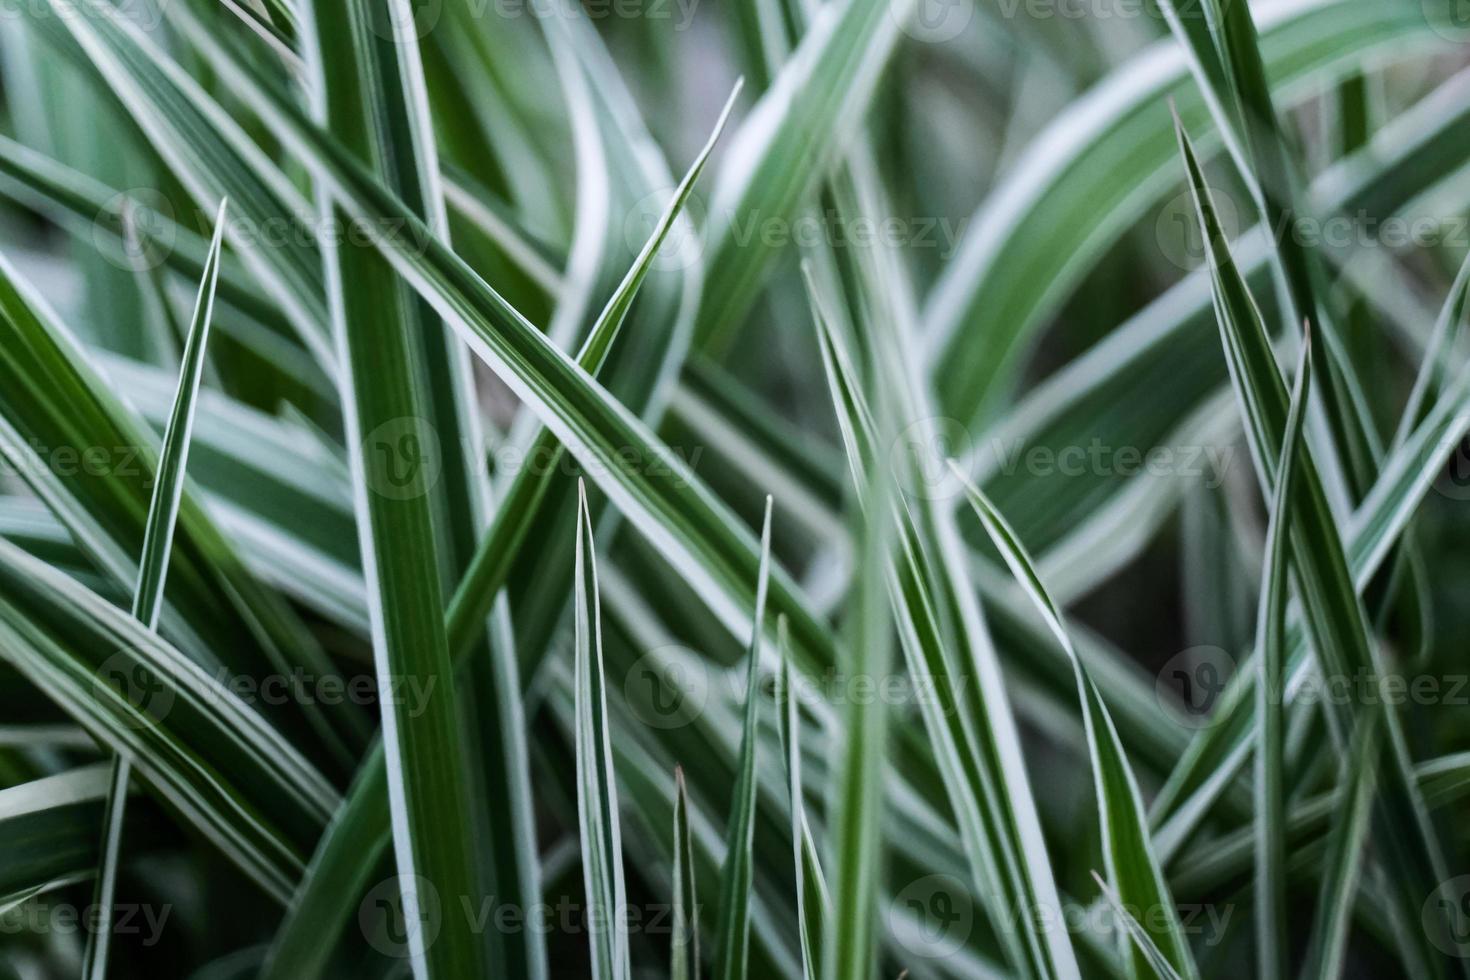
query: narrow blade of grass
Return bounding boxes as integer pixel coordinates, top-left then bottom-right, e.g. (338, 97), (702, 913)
(1253, 333), (1310, 980)
(82, 198), (226, 980)
(575, 479), (630, 980)
(777, 617), (828, 980)
(952, 464), (1200, 980)
(714, 496), (773, 980)
(672, 765), (700, 980)
(1175, 115), (1459, 977)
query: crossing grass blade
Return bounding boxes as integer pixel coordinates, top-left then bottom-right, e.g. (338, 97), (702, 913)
(1299, 716), (1379, 979)
(256, 82), (739, 978)
(1175, 114), (1458, 977)
(713, 495), (772, 980)
(805, 265), (1081, 979)
(1253, 333), (1309, 980)
(951, 463), (1200, 980)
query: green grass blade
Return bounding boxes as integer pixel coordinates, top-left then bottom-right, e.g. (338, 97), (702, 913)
(297, 0), (536, 970)
(1091, 871), (1186, 980)
(672, 765), (700, 980)
(82, 197), (227, 980)
(1175, 115), (1458, 976)
(258, 81), (740, 977)
(714, 496), (773, 980)
(1300, 717), (1379, 979)
(696, 0), (918, 352)
(924, 0), (1453, 425)
(951, 464), (1200, 980)
(445, 79), (741, 646)
(0, 537), (336, 900)
(805, 266), (1080, 979)
(1253, 333), (1310, 980)
(824, 482), (891, 980)
(574, 479), (630, 980)
(777, 617), (828, 980)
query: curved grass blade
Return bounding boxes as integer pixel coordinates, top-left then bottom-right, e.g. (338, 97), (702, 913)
(445, 79), (742, 646)
(696, 0), (919, 352)
(83, 198), (226, 980)
(0, 537), (336, 901)
(1253, 332), (1310, 980)
(574, 479), (630, 980)
(672, 766), (699, 980)
(951, 464), (1199, 980)
(924, 0), (1455, 424)
(713, 496), (772, 980)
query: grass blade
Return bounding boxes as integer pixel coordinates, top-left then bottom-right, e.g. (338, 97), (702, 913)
(1253, 333), (1310, 980)
(777, 618), (828, 980)
(672, 765), (700, 980)
(951, 463), (1200, 980)
(713, 496), (773, 980)
(575, 479), (630, 980)
(82, 197), (226, 980)
(1175, 115), (1458, 976)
